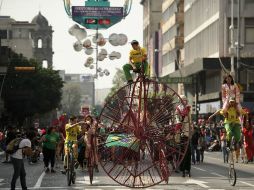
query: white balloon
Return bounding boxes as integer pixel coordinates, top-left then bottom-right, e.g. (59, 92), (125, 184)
(99, 49), (108, 57)
(109, 33), (119, 46)
(99, 72), (104, 77)
(105, 71), (110, 76)
(97, 67), (102, 72)
(85, 47), (94, 55)
(84, 63), (90, 67)
(73, 41), (83, 52)
(86, 57), (94, 64)
(75, 28), (87, 41)
(118, 34), (128, 46)
(98, 54), (105, 61)
(89, 65), (94, 69)
(68, 24), (80, 36)
(83, 39), (92, 48)
(115, 52), (121, 59)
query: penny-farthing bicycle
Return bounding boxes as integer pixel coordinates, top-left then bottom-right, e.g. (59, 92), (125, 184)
(98, 64), (191, 188)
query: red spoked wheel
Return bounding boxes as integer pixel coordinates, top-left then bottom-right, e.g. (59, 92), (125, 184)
(98, 77), (190, 188)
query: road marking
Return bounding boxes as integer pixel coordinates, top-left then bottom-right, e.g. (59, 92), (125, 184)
(185, 179), (210, 188)
(239, 180), (254, 187)
(193, 166), (207, 172)
(33, 171), (45, 188)
(210, 172), (225, 178)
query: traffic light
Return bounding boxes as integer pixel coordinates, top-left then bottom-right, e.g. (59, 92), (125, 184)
(14, 67), (35, 72)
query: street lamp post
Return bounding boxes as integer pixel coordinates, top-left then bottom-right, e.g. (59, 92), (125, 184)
(236, 0), (241, 83)
(230, 0), (235, 78)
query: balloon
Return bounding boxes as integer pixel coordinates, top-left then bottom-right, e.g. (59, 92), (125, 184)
(99, 49), (107, 57)
(73, 41), (83, 52)
(97, 67), (102, 72)
(99, 72), (104, 77)
(85, 47), (94, 55)
(84, 62), (90, 67)
(105, 71), (110, 76)
(115, 52), (121, 59)
(92, 33), (103, 43)
(68, 24), (80, 36)
(109, 33), (119, 46)
(89, 65), (94, 69)
(118, 34), (128, 46)
(75, 28), (87, 41)
(98, 54), (105, 61)
(97, 37), (106, 46)
(86, 57), (94, 65)
(83, 39), (92, 48)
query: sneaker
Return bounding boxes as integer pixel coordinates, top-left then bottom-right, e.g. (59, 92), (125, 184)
(60, 170), (66, 175)
(51, 169), (56, 173)
(2, 160), (8, 163)
(74, 161), (79, 169)
(95, 165), (99, 173)
(45, 168), (50, 173)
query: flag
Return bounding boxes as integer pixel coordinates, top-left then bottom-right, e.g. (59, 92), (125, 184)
(106, 134), (140, 152)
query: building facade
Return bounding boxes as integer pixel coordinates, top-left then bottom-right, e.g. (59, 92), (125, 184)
(140, 0), (163, 78)
(0, 12), (53, 68)
(169, 0), (254, 114)
(64, 73), (95, 108)
(161, 0), (184, 77)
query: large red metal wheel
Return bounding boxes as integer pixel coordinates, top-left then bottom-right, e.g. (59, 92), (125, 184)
(98, 77), (190, 188)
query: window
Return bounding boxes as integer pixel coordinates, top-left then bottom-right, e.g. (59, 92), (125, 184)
(246, 28), (254, 43)
(0, 30), (7, 39)
(245, 18), (254, 43)
(42, 60), (48, 68)
(38, 39), (42, 48)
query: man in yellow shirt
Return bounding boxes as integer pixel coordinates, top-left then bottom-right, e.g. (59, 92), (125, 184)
(208, 97), (246, 145)
(122, 40), (149, 84)
(63, 116), (84, 171)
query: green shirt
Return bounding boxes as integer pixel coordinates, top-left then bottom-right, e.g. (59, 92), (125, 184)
(43, 133), (60, 150)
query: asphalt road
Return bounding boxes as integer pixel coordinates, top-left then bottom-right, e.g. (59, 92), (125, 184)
(0, 151), (254, 190)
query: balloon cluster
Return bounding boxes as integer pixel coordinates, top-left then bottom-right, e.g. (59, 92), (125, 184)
(68, 24), (128, 78)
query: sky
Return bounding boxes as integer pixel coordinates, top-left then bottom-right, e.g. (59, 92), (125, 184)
(0, 0), (143, 89)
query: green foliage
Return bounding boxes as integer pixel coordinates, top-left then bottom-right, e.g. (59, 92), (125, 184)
(106, 68), (125, 101)
(2, 53), (64, 123)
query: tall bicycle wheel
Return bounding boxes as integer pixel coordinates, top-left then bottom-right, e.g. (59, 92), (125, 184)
(66, 152), (71, 186)
(228, 137), (236, 186)
(88, 135), (96, 185)
(70, 150), (76, 184)
(99, 77), (191, 188)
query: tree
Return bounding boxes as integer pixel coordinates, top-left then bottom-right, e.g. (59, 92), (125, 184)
(61, 83), (81, 115)
(2, 53), (64, 125)
(106, 68), (126, 101)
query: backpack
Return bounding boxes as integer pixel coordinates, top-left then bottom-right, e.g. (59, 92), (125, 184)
(6, 138), (23, 154)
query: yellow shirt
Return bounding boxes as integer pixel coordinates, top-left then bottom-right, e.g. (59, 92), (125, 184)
(129, 47), (147, 64)
(220, 107), (246, 124)
(65, 123), (81, 142)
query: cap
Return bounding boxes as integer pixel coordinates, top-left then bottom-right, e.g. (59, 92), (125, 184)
(229, 97), (236, 102)
(131, 40), (139, 45)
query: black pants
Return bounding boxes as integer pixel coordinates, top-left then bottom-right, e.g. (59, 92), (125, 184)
(43, 147), (56, 168)
(11, 157), (27, 190)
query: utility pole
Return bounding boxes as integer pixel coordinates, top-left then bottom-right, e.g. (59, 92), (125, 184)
(229, 0), (235, 78)
(236, 0), (241, 83)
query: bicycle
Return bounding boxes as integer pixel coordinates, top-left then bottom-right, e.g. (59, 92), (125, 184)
(66, 141), (76, 186)
(227, 136), (237, 186)
(87, 133), (97, 185)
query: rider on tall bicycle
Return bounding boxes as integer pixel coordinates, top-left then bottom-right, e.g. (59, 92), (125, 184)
(62, 116), (84, 173)
(208, 97), (247, 148)
(122, 40), (149, 84)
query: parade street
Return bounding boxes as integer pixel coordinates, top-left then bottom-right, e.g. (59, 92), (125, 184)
(0, 151), (254, 190)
